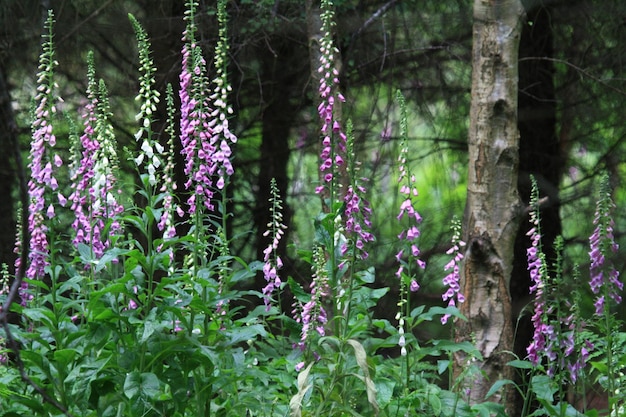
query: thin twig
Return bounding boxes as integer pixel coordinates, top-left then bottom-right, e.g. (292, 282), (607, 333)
(57, 0), (116, 46)
(519, 56), (626, 97)
(351, 0), (400, 42)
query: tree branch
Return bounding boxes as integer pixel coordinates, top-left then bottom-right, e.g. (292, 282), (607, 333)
(519, 56), (626, 97)
(351, 0), (400, 43)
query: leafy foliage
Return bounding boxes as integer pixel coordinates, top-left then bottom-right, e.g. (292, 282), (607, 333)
(0, 2), (625, 417)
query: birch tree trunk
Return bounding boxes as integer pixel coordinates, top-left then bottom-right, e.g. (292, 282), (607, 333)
(455, 0), (525, 411)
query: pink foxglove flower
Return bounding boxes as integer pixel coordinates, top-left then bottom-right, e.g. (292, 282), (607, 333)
(209, 0), (237, 190)
(18, 12), (63, 294)
(179, 2), (237, 216)
(588, 175), (622, 315)
(261, 179), (287, 310)
(393, 91), (425, 356)
(69, 55), (123, 263)
(525, 220), (551, 365)
(395, 93), (426, 286)
(441, 218), (466, 324)
(525, 179), (557, 366)
(315, 0), (347, 196)
(340, 122), (374, 261)
(294, 247), (329, 346)
(179, 36), (216, 214)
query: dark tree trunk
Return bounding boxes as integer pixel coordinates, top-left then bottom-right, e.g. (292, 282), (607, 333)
(252, 39), (306, 293)
(510, 5), (563, 416)
(0, 65), (17, 271)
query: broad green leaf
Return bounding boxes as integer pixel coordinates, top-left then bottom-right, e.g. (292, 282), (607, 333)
(231, 266), (256, 283)
(439, 390), (473, 417)
(589, 360), (608, 374)
(53, 348), (78, 368)
(22, 308), (56, 326)
(77, 242), (95, 263)
(226, 323), (267, 345)
(417, 305), (466, 323)
(375, 379), (395, 408)
(471, 402), (507, 417)
(410, 305), (426, 318)
(124, 371), (160, 400)
(431, 339), (483, 359)
(287, 276), (310, 303)
(369, 287), (389, 301)
(140, 319), (160, 343)
(358, 266), (376, 283)
(23, 278), (50, 292)
(531, 375), (557, 403)
(437, 359), (450, 375)
(94, 308), (116, 321)
(485, 379), (514, 400)
(428, 391), (442, 416)
(508, 359), (534, 369)
(561, 402), (586, 417)
(95, 248), (125, 272)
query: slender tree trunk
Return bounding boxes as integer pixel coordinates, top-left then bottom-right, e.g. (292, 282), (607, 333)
(456, 0), (525, 411)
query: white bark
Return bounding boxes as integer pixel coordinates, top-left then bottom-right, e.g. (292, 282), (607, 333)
(456, 0), (525, 411)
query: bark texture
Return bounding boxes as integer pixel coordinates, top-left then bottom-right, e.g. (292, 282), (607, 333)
(456, 0), (525, 411)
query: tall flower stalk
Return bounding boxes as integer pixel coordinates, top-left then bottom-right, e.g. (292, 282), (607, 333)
(93, 80), (124, 242)
(210, 0), (237, 201)
(341, 120), (374, 262)
(337, 120), (374, 336)
(19, 11), (63, 293)
(179, 0), (236, 224)
(262, 178), (287, 311)
(176, 0), (238, 330)
(525, 177), (592, 410)
(293, 246), (329, 364)
(441, 217), (465, 325)
(394, 91), (425, 358)
(315, 0), (347, 201)
(589, 174), (622, 314)
(588, 173), (622, 412)
(69, 52), (123, 265)
(157, 84), (181, 246)
(309, 0), (377, 344)
(179, 1), (214, 217)
(207, 2), (238, 314)
(526, 177), (553, 366)
(129, 14), (164, 190)
(551, 238), (590, 384)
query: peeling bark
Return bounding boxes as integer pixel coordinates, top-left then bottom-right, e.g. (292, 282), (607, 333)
(456, 0), (525, 411)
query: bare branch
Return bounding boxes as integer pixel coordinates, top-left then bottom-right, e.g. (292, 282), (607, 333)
(519, 56), (626, 96)
(351, 0), (400, 42)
